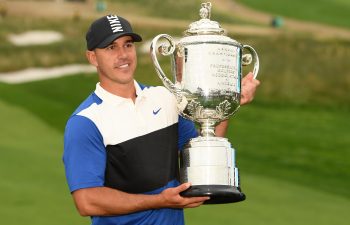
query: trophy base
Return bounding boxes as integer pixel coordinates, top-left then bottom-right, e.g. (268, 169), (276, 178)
(180, 185), (246, 204)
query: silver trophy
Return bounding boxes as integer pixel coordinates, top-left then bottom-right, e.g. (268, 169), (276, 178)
(150, 2), (259, 204)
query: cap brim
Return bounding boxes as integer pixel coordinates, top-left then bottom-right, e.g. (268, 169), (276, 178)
(96, 33), (142, 49)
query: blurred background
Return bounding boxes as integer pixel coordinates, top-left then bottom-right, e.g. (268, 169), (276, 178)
(0, 0), (349, 224)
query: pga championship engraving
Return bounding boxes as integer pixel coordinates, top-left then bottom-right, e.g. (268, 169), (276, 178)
(150, 2), (259, 204)
(183, 43), (240, 94)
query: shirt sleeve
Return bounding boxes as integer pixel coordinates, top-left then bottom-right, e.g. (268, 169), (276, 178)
(178, 115), (198, 150)
(63, 115), (106, 193)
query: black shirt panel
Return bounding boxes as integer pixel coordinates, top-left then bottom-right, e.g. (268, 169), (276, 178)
(105, 123), (179, 193)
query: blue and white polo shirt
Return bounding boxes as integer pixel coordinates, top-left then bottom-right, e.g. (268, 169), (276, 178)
(63, 81), (197, 225)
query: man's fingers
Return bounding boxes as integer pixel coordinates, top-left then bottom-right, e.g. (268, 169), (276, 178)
(173, 184), (210, 204)
(242, 72), (254, 86)
(247, 71), (254, 78)
(244, 72), (254, 80)
(189, 196), (210, 203)
(173, 183), (191, 193)
(184, 196), (209, 208)
(254, 79), (261, 86)
(184, 201), (206, 208)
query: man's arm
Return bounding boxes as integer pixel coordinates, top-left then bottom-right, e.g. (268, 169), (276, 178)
(215, 72), (260, 137)
(72, 183), (209, 216)
(215, 120), (229, 137)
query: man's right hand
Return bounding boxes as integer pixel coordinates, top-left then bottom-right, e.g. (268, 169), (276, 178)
(159, 183), (209, 208)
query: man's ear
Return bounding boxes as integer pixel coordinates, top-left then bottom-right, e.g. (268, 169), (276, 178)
(86, 50), (98, 67)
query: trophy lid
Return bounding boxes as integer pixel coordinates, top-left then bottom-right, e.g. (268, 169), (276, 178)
(185, 2), (225, 36)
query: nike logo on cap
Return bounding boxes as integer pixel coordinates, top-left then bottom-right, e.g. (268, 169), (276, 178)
(107, 15), (123, 33)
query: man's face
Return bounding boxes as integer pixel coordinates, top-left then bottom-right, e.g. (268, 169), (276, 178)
(89, 36), (137, 86)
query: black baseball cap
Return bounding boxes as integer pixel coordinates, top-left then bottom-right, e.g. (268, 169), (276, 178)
(86, 15), (142, 50)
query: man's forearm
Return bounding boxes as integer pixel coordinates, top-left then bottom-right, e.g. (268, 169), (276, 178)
(73, 187), (163, 216)
(72, 183), (209, 216)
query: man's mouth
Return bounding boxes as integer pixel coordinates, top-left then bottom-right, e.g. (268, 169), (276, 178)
(117, 63), (129, 69)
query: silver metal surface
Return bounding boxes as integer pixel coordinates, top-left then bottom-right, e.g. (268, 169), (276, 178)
(180, 137), (239, 186)
(150, 3), (259, 137)
(150, 2), (259, 191)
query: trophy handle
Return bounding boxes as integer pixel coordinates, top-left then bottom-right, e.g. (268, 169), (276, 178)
(242, 45), (260, 79)
(150, 34), (182, 100)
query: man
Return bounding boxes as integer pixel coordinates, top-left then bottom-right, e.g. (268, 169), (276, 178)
(63, 15), (260, 225)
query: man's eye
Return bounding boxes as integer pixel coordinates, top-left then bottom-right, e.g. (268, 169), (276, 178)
(125, 42), (134, 48)
(106, 45), (115, 50)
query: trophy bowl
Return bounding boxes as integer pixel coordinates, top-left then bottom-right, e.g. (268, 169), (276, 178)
(150, 2), (259, 204)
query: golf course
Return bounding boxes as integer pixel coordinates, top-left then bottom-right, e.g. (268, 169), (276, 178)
(0, 0), (349, 225)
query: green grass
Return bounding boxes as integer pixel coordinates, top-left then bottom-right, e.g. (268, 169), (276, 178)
(186, 175), (350, 225)
(108, 0), (244, 24)
(111, 0), (202, 20)
(186, 174), (350, 225)
(0, 74), (98, 132)
(0, 17), (89, 71)
(231, 104), (350, 198)
(0, 100), (87, 224)
(236, 0), (350, 29)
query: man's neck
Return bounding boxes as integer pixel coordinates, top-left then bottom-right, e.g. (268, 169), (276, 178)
(100, 81), (137, 102)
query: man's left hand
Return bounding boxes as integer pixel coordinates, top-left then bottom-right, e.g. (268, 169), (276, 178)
(240, 72), (260, 105)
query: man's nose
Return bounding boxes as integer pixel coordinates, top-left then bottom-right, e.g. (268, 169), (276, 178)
(116, 47), (128, 59)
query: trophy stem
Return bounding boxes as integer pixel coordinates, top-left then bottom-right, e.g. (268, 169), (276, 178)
(199, 119), (217, 137)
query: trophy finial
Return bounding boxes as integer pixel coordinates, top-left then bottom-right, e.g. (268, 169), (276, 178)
(186, 2), (225, 35)
(199, 2), (212, 19)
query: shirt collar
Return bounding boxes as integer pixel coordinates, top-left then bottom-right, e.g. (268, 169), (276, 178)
(94, 80), (145, 103)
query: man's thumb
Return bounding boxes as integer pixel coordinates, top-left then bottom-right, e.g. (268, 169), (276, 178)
(175, 183), (191, 193)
